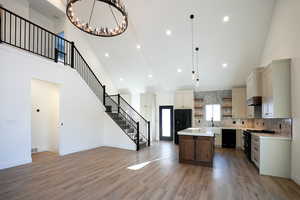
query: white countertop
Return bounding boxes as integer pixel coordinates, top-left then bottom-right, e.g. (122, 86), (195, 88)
(252, 133), (291, 141)
(178, 128), (215, 137)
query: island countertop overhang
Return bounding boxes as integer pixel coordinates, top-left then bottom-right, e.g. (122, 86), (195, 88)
(178, 128), (215, 137)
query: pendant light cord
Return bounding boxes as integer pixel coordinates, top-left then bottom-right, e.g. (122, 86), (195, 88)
(196, 47), (199, 74)
(191, 15), (195, 72)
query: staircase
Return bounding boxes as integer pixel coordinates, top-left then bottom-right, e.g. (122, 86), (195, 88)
(0, 6), (150, 151)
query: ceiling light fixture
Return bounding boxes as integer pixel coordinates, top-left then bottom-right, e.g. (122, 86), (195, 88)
(177, 68), (182, 73)
(222, 63), (228, 68)
(66, 0), (128, 37)
(148, 74), (153, 78)
(223, 16), (230, 22)
(120, 78), (124, 81)
(166, 29), (172, 36)
(136, 44), (141, 49)
(105, 53), (110, 57)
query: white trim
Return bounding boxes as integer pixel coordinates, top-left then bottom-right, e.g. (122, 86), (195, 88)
(0, 158), (32, 170)
(292, 175), (300, 186)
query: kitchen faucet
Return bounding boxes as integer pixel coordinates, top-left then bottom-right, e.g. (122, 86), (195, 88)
(211, 118), (215, 127)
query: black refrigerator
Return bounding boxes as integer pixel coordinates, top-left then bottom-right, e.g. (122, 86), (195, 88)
(174, 109), (192, 144)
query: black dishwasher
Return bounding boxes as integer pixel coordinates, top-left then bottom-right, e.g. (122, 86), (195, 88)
(222, 129), (236, 148)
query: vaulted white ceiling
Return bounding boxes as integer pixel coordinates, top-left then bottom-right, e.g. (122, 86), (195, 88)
(33, 0), (276, 93)
(84, 0), (275, 93)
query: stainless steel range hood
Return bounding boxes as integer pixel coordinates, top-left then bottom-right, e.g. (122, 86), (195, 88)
(247, 96), (262, 106)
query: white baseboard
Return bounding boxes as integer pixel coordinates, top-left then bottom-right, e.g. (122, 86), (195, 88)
(292, 175), (300, 186)
(0, 158), (32, 170)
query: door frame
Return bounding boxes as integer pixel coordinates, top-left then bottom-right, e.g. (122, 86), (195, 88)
(159, 105), (174, 141)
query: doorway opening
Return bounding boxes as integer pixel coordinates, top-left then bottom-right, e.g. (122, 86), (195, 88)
(159, 106), (174, 141)
(31, 79), (60, 162)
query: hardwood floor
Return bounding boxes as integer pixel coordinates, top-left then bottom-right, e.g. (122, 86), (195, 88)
(0, 142), (300, 200)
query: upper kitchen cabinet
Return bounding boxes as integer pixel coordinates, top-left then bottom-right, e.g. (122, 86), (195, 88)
(232, 87), (247, 119)
(262, 59), (291, 119)
(175, 90), (194, 109)
(246, 68), (263, 104)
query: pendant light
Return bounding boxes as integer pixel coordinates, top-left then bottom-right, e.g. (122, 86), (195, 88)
(195, 47), (200, 87)
(190, 14), (196, 80)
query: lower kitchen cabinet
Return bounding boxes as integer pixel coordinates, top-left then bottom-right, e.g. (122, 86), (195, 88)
(179, 135), (214, 167)
(195, 139), (213, 162)
(179, 136), (195, 161)
(251, 134), (291, 178)
(215, 134), (222, 147)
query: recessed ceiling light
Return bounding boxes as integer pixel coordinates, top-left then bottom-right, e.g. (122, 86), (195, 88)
(166, 29), (172, 36)
(120, 78), (124, 81)
(148, 74), (153, 78)
(105, 53), (110, 57)
(177, 68), (182, 73)
(223, 16), (230, 22)
(136, 44), (141, 49)
(222, 63), (228, 68)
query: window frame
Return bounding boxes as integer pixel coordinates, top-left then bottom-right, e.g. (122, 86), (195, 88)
(205, 104), (221, 121)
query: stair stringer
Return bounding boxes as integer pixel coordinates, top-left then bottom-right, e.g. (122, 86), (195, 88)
(102, 112), (136, 151)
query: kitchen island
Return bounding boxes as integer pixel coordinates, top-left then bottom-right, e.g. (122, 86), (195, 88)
(178, 128), (215, 167)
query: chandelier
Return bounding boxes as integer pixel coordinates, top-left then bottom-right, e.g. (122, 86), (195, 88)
(66, 0), (128, 37)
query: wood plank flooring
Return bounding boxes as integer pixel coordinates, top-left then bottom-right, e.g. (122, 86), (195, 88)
(0, 142), (300, 200)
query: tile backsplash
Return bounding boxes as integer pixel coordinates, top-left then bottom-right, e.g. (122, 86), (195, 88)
(194, 90), (292, 138)
(253, 118), (292, 137)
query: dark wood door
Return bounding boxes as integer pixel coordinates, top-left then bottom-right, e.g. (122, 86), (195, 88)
(179, 136), (195, 161)
(195, 137), (213, 162)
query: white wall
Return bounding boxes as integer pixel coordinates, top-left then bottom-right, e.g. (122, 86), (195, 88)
(29, 6), (55, 32)
(31, 79), (59, 153)
(0, 1), (136, 169)
(102, 114), (136, 151)
(155, 92), (175, 140)
(0, 45), (105, 169)
(260, 0), (300, 185)
(63, 22), (117, 94)
(140, 93), (156, 141)
(0, 0), (29, 18)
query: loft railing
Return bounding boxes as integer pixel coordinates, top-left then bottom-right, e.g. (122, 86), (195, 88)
(0, 6), (150, 150)
(0, 6), (72, 65)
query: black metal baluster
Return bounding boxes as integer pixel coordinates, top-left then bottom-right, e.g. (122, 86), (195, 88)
(28, 23), (31, 51)
(40, 29), (43, 55)
(51, 34), (53, 59)
(9, 12), (11, 44)
(33, 25), (35, 53)
(47, 32), (50, 58)
(19, 18), (21, 47)
(148, 121), (150, 146)
(103, 85), (106, 106)
(136, 122), (140, 151)
(14, 15), (16, 45)
(71, 41), (74, 68)
(24, 21), (26, 49)
(0, 8), (2, 43)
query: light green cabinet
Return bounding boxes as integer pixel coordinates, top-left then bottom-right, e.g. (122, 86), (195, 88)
(262, 59), (291, 118)
(232, 87), (247, 119)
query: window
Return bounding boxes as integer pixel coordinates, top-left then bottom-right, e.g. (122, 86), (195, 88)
(206, 104), (221, 121)
(55, 32), (65, 62)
